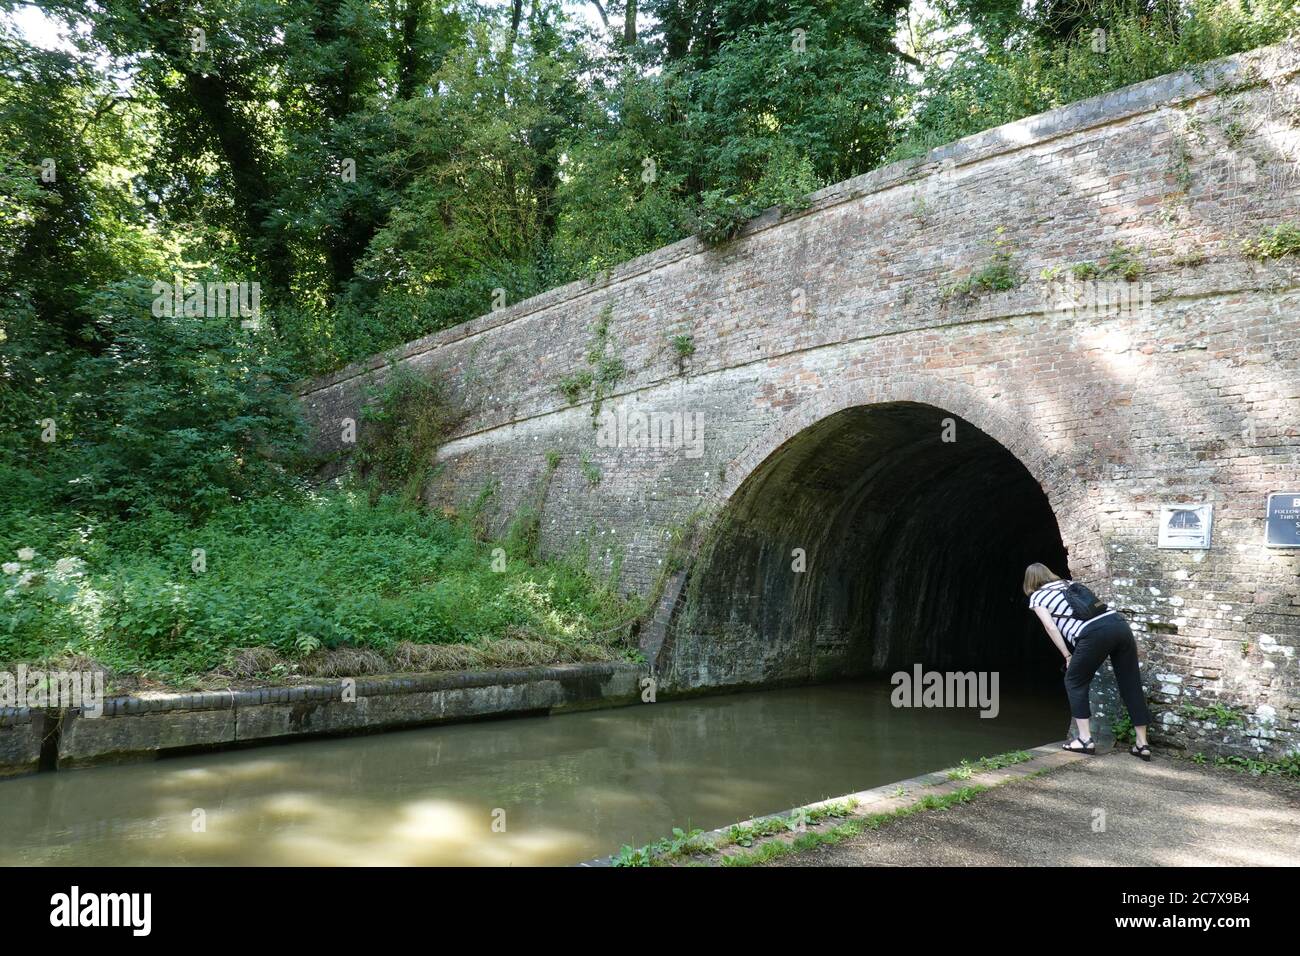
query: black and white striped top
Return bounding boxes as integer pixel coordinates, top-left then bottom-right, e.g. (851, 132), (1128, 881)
(1028, 580), (1113, 650)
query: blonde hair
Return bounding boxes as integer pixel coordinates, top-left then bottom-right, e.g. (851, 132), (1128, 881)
(1023, 563), (1061, 596)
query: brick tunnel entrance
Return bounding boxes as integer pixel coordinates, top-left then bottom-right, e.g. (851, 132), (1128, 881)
(665, 401), (1071, 691)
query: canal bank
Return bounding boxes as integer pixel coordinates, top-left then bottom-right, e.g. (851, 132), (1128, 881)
(587, 742), (1085, 866)
(0, 662), (645, 777)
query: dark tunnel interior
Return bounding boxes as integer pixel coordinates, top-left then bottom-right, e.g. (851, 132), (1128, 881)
(679, 402), (1070, 689)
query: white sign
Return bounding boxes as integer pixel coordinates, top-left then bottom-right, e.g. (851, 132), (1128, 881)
(1265, 492), (1300, 548)
(1158, 504), (1213, 549)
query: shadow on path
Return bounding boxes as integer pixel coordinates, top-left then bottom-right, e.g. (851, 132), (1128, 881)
(771, 753), (1300, 867)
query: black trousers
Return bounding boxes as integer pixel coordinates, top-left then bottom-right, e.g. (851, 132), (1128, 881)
(1065, 613), (1152, 725)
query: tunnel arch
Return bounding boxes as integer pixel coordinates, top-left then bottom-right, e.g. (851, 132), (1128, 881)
(652, 376), (1109, 691)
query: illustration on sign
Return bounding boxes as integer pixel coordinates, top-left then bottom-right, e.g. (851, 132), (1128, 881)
(1265, 492), (1300, 548)
(1157, 504), (1213, 549)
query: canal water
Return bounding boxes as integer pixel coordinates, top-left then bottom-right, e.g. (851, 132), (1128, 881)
(0, 680), (1065, 865)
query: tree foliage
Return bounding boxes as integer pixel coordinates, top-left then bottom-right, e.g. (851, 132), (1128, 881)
(1, 0), (1295, 516)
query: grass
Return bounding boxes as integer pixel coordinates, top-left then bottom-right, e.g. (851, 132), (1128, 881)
(614, 747), (1046, 866)
(1213, 753), (1300, 778)
(716, 787), (988, 867)
(0, 486), (641, 690)
(613, 799), (863, 867)
(945, 749), (1033, 781)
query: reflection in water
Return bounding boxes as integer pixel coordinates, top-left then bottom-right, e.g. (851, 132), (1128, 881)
(0, 680), (1064, 865)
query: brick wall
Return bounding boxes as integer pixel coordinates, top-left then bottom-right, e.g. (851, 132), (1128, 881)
(301, 42), (1300, 757)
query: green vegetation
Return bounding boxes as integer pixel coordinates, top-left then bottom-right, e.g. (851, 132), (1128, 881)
(1242, 223), (1300, 260)
(1180, 702), (1248, 727)
(555, 307), (625, 421)
(1188, 750), (1300, 778)
(584, 308), (627, 422)
(0, 490), (640, 687)
(613, 799), (860, 866)
(1112, 715), (1136, 745)
(726, 800), (859, 848)
(616, 747), (1049, 866)
(1172, 247), (1208, 268)
(1167, 132), (1196, 192)
(670, 332), (697, 376)
(354, 364), (459, 506)
(5, 0), (1292, 385)
(1222, 118), (1247, 148)
(1, 279), (305, 520)
(943, 227), (1019, 302)
(1214, 753), (1300, 778)
(0, 319), (635, 686)
(1067, 243), (1146, 282)
(886, 0), (1296, 164)
(945, 749), (1033, 781)
(557, 371), (594, 405)
(717, 787), (987, 867)
(613, 827), (715, 866)
(692, 152), (817, 246)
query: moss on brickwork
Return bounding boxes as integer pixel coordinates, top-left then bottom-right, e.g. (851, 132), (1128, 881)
(1243, 222), (1300, 259)
(554, 305), (627, 424)
(941, 227), (1020, 303)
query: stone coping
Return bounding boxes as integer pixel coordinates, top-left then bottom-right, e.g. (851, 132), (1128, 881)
(0, 662), (645, 776)
(0, 661), (638, 722)
(579, 742), (1085, 866)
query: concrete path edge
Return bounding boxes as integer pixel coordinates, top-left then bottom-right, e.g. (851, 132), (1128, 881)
(581, 742), (1086, 867)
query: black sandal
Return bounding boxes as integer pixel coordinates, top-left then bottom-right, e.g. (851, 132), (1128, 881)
(1063, 737), (1096, 755)
(1130, 743), (1152, 762)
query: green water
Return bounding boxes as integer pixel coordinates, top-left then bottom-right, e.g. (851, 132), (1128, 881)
(0, 680), (1065, 865)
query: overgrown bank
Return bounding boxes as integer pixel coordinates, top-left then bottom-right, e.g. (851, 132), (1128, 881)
(0, 488), (640, 692)
(1, 289), (642, 691)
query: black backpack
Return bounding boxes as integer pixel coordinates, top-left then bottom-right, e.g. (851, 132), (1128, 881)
(1060, 581), (1108, 620)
